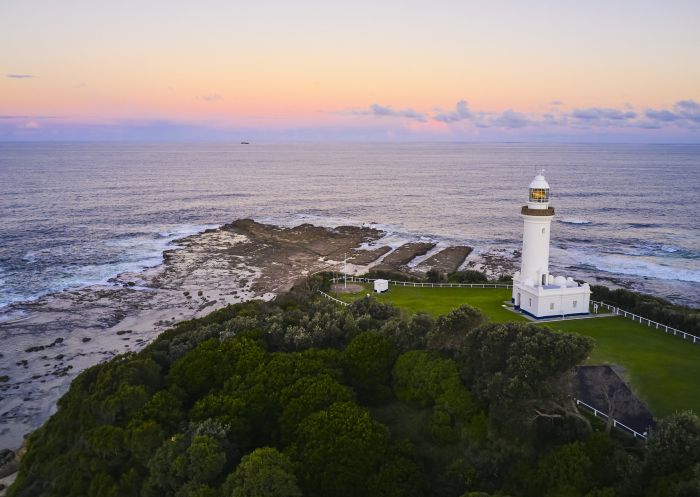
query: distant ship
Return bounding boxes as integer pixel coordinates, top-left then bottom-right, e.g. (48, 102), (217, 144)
(240, 141), (250, 145)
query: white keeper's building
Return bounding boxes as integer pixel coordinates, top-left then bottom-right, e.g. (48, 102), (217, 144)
(512, 172), (591, 318)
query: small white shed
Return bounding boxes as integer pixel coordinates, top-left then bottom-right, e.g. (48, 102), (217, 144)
(374, 279), (389, 293)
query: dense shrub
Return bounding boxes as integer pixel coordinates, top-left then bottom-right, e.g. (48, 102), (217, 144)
(447, 270), (489, 284)
(592, 285), (700, 335)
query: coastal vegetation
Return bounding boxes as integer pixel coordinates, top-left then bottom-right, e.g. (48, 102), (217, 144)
(591, 285), (700, 336)
(334, 282), (700, 416)
(8, 277), (700, 497)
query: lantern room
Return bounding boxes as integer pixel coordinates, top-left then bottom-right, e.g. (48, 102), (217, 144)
(527, 172), (550, 209)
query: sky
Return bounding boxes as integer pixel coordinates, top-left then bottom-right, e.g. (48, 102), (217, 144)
(2, 0), (699, 142)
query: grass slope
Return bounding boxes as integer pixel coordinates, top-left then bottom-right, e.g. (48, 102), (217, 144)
(334, 284), (700, 417)
(552, 317), (699, 417)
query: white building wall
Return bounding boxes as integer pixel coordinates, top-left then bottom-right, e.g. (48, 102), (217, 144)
(513, 281), (591, 318)
(521, 215), (552, 286)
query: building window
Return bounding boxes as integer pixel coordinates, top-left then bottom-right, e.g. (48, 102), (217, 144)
(573, 300), (578, 308)
(542, 227), (545, 234)
(529, 298), (532, 307)
(550, 303), (554, 310)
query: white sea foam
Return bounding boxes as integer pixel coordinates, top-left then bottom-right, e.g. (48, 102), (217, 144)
(553, 247), (700, 283)
(559, 218), (592, 225)
(2, 223), (220, 308)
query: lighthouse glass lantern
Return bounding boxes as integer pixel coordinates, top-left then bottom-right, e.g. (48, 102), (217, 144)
(529, 187), (549, 203)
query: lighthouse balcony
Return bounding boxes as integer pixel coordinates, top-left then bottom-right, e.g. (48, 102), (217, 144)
(521, 206), (555, 216)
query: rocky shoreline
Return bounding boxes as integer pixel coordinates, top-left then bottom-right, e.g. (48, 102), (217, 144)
(0, 218), (505, 457)
(0, 219), (388, 451)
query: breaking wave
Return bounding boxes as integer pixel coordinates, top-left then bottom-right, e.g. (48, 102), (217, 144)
(559, 218), (593, 225)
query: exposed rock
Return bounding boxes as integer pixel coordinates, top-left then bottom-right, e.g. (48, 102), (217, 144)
(348, 246), (392, 265)
(0, 449), (17, 479)
(0, 219), (384, 450)
(373, 242), (436, 272)
(413, 246), (473, 275)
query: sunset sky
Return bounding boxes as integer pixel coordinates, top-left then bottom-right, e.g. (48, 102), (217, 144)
(2, 0), (699, 141)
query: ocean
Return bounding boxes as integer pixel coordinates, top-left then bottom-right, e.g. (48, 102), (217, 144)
(1, 142), (699, 308)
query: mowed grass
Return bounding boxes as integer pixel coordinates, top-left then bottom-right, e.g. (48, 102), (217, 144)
(551, 317), (700, 417)
(335, 284), (524, 323)
(333, 284), (700, 417)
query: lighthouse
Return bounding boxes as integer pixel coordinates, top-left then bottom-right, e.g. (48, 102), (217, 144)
(512, 172), (591, 318)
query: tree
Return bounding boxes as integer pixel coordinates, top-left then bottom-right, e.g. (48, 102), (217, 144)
(427, 305), (487, 355)
(379, 313), (432, 352)
(531, 441), (593, 497)
(458, 322), (593, 434)
(137, 389), (184, 430)
(645, 411), (700, 480)
(392, 350), (459, 407)
(350, 297), (401, 323)
(101, 383), (149, 424)
(221, 447), (301, 497)
(290, 401), (389, 497)
(167, 337), (265, 401)
(223, 348), (344, 445)
(143, 426), (229, 497)
(426, 269), (445, 283)
(343, 332), (397, 403)
(368, 441), (427, 497)
(190, 392), (250, 445)
(84, 425), (129, 470)
(279, 374), (354, 441)
(448, 270), (488, 284)
(125, 419), (165, 465)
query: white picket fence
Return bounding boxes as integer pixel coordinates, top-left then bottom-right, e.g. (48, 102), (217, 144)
(591, 300), (699, 345)
(331, 276), (512, 289)
(318, 290), (349, 306)
(575, 399), (648, 440)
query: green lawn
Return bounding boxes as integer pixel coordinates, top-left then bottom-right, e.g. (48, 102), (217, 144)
(336, 284), (524, 322)
(551, 317), (699, 417)
(333, 284), (700, 417)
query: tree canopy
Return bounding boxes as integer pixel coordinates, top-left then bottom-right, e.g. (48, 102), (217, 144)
(7, 291), (694, 497)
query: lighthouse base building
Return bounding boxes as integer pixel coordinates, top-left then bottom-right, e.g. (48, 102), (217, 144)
(511, 172), (590, 319)
(512, 276), (591, 318)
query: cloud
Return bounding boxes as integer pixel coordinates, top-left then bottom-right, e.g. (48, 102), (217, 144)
(675, 100), (700, 123)
(0, 114), (58, 119)
(491, 109), (532, 128)
(6, 74), (36, 79)
(433, 100), (474, 123)
(571, 108), (637, 121)
(199, 94), (222, 101)
(643, 100), (700, 127)
(644, 109), (678, 122)
(346, 98), (700, 137)
(352, 103), (428, 122)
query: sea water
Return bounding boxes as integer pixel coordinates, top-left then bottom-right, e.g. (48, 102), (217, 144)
(1, 142), (699, 307)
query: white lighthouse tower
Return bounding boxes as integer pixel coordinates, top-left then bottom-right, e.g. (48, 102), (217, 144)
(512, 171), (591, 318)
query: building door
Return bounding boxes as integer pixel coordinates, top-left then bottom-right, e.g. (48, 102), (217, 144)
(516, 293), (520, 306)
